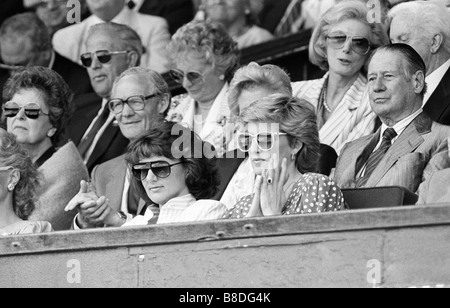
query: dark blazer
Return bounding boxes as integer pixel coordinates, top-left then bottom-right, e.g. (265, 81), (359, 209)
(424, 67), (450, 125)
(53, 52), (93, 96)
(334, 112), (450, 193)
(138, 0), (194, 35)
(63, 92), (129, 173)
(259, 0), (292, 34)
(213, 149), (247, 201)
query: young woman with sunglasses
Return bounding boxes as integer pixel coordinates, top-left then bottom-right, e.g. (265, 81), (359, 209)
(0, 128), (52, 235)
(166, 20), (240, 157)
(124, 120), (227, 225)
(292, 0), (389, 155)
(1, 67), (88, 230)
(223, 94), (345, 219)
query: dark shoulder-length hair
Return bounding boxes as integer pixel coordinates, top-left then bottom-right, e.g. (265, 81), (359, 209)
(0, 128), (41, 220)
(2, 66), (74, 146)
(125, 119), (220, 203)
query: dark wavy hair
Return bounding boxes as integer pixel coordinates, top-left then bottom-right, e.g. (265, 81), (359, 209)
(2, 66), (74, 145)
(0, 129), (41, 220)
(125, 119), (220, 204)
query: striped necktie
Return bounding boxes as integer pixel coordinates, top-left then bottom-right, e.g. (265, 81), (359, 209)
(77, 107), (110, 159)
(275, 0), (303, 37)
(356, 128), (397, 188)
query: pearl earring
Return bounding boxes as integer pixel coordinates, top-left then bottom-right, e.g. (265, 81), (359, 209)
(7, 184), (15, 192)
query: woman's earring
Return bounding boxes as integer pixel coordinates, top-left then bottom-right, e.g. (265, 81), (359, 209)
(219, 74), (225, 81)
(7, 184), (15, 192)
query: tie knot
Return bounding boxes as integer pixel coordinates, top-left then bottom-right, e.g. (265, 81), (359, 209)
(383, 128), (397, 142)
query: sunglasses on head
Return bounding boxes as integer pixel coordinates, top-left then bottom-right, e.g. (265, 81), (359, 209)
(169, 69), (204, 85)
(108, 94), (159, 114)
(237, 131), (288, 152)
(3, 101), (49, 120)
(327, 32), (371, 55)
(80, 50), (129, 67)
(132, 161), (184, 181)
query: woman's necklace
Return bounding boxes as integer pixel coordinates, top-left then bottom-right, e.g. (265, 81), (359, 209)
(320, 78), (332, 113)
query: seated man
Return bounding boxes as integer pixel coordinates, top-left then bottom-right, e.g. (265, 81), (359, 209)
(334, 44), (450, 193)
(65, 67), (170, 229)
(52, 0), (171, 73)
(417, 168), (450, 205)
(63, 22), (143, 173)
(0, 12), (92, 98)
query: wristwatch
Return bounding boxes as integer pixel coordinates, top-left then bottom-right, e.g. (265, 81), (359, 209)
(117, 211), (127, 221)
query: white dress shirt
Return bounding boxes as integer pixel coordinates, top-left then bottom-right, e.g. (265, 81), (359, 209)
(424, 58), (450, 105)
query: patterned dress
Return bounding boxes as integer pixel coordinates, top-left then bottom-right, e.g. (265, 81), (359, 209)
(223, 173), (346, 219)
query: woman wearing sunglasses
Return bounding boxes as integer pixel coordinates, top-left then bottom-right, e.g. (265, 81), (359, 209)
(166, 20), (240, 157)
(124, 120), (227, 225)
(223, 94), (345, 219)
(0, 128), (52, 235)
(292, 0), (389, 155)
(1, 66), (88, 230)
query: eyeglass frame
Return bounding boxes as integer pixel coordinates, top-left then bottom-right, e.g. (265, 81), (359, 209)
(80, 50), (130, 68)
(169, 68), (205, 85)
(237, 131), (288, 152)
(326, 32), (372, 56)
(132, 161), (184, 181)
(108, 94), (159, 114)
(3, 101), (50, 120)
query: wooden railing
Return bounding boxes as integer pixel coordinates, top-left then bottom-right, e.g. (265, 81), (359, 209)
(1, 204), (450, 288)
(163, 30), (322, 97)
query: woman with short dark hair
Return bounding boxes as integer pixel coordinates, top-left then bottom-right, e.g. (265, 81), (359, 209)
(2, 66), (88, 230)
(125, 120), (227, 225)
(0, 128), (52, 235)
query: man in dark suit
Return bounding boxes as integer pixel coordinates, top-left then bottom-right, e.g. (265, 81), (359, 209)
(129, 0), (194, 35)
(65, 67), (171, 229)
(389, 1), (450, 125)
(334, 44), (450, 194)
(63, 22), (146, 173)
(0, 12), (92, 98)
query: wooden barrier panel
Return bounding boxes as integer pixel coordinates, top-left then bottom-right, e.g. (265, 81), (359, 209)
(1, 205), (450, 288)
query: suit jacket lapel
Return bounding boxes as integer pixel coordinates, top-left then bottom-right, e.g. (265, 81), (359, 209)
(366, 113), (430, 187)
(105, 158), (127, 212)
(87, 123), (121, 169)
(425, 67), (450, 123)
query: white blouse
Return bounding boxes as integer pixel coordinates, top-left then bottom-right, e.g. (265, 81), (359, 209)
(292, 72), (376, 155)
(123, 194), (227, 226)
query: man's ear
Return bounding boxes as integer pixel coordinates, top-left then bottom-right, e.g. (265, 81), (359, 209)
(430, 33), (443, 54)
(127, 50), (139, 68)
(157, 94), (171, 115)
(412, 70), (426, 95)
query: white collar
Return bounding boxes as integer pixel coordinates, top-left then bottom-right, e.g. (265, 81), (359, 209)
(424, 58), (450, 104)
(380, 108), (423, 141)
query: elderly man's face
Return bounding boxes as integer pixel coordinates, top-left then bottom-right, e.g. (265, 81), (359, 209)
(368, 51), (421, 123)
(84, 33), (131, 99)
(111, 75), (168, 140)
(390, 18), (431, 72)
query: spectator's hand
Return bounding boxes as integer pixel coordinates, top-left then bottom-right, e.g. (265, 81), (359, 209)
(259, 155), (288, 216)
(76, 196), (123, 228)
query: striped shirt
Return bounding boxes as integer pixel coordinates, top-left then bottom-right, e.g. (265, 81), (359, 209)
(292, 72), (376, 155)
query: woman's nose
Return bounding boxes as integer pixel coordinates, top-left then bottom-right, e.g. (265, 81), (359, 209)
(342, 38), (352, 54)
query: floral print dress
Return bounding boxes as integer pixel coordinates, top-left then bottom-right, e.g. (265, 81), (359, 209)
(223, 173), (346, 219)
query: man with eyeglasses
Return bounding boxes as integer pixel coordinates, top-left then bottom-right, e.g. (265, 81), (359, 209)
(65, 67), (170, 230)
(63, 22), (143, 173)
(52, 0), (171, 73)
(0, 12), (92, 107)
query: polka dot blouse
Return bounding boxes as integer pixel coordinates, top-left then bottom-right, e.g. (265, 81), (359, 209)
(223, 173), (346, 219)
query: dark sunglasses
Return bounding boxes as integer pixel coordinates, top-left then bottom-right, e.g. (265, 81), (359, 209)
(108, 94), (159, 114)
(80, 50), (129, 67)
(327, 32), (371, 55)
(237, 132), (288, 152)
(169, 69), (204, 85)
(132, 161), (184, 181)
(3, 101), (49, 120)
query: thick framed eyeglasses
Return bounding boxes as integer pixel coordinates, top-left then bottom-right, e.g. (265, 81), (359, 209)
(108, 94), (159, 114)
(3, 101), (49, 120)
(326, 33), (371, 55)
(80, 50), (129, 67)
(169, 69), (204, 85)
(132, 161), (184, 181)
(237, 132), (288, 152)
